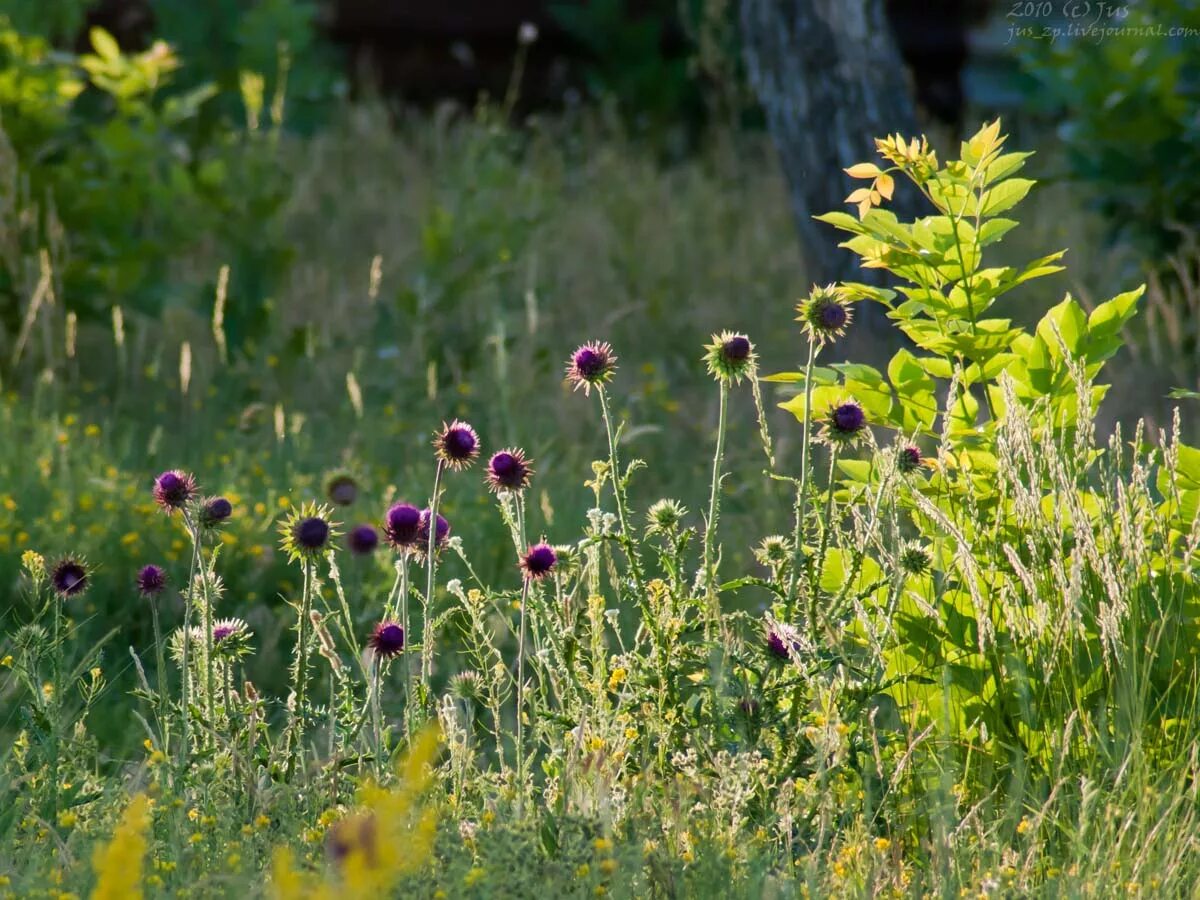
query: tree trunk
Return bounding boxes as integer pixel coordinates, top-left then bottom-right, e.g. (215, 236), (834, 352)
(740, 0), (919, 285)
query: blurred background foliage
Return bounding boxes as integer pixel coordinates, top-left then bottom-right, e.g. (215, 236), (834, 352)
(1, 0), (1199, 742)
(1015, 0), (1200, 263)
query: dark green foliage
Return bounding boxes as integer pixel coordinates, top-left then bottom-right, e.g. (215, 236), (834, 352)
(1015, 0), (1200, 260)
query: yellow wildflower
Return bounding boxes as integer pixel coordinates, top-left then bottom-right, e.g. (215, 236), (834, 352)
(91, 794), (151, 900)
(464, 868), (486, 888)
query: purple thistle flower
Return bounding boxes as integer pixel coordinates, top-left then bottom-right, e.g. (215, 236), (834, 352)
(153, 470), (197, 513)
(383, 503), (422, 550)
(565, 341), (617, 395)
(519, 542), (558, 580)
(766, 623), (802, 661)
(347, 524), (379, 555)
(723, 335), (751, 362)
(485, 448), (534, 494)
(51, 558), (88, 597)
(820, 302), (848, 331)
(212, 618), (247, 644)
(368, 621), (406, 659)
(136, 564), (167, 597)
(898, 445), (922, 474)
(820, 400), (867, 446)
(294, 516), (330, 552)
(415, 509), (450, 558)
(433, 420), (480, 470)
(703, 331), (756, 384)
(199, 496), (233, 528)
(278, 502), (339, 563)
(798, 285), (853, 343)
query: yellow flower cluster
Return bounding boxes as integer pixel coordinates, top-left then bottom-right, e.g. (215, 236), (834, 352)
(270, 726), (440, 900)
(91, 794), (151, 900)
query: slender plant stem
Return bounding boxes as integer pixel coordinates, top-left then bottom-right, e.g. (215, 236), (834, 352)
(150, 598), (167, 732)
(49, 590), (62, 819)
(290, 559), (313, 776)
(786, 340), (819, 616)
(808, 449), (840, 639)
(515, 494), (527, 554)
(398, 556), (412, 740)
(179, 511), (201, 769)
(702, 381), (730, 629)
(516, 578), (530, 815)
(371, 658), (384, 777)
(201, 534), (215, 732)
(422, 461), (445, 713)
(597, 386), (645, 597)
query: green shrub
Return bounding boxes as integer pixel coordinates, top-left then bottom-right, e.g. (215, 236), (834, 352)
(1015, 0), (1200, 261)
(0, 21), (293, 367)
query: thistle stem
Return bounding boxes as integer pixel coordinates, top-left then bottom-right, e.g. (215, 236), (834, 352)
(201, 534), (215, 733)
(786, 340), (819, 617)
(179, 511), (201, 769)
(399, 556), (412, 740)
(702, 380), (730, 629)
(49, 590), (62, 819)
(422, 460), (445, 715)
(290, 559), (313, 776)
(597, 386), (645, 598)
(150, 597), (167, 732)
(808, 449), (840, 639)
(371, 658), (384, 777)
(516, 577), (530, 814)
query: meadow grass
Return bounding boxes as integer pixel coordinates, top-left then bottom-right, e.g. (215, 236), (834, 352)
(2, 111), (1199, 899)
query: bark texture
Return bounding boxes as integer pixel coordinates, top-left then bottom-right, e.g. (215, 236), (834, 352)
(740, 0), (919, 284)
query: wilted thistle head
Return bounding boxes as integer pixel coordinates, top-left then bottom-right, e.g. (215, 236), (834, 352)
(433, 420), (480, 470)
(753, 535), (793, 572)
(519, 542), (558, 580)
(50, 557), (88, 597)
(199, 496), (233, 529)
(325, 472), (359, 506)
(368, 621), (405, 660)
(415, 509), (450, 559)
(279, 502), (338, 563)
(347, 524), (379, 556)
(565, 341), (617, 395)
(485, 448), (534, 494)
(898, 541), (932, 576)
(136, 564), (167, 598)
(798, 284), (853, 344)
(449, 670), (485, 701)
(383, 502), (422, 550)
(820, 400), (867, 447)
(153, 470), (197, 513)
(703, 331), (756, 385)
(168, 626), (203, 664)
(645, 499), (688, 536)
(897, 445), (922, 475)
(765, 622), (802, 661)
